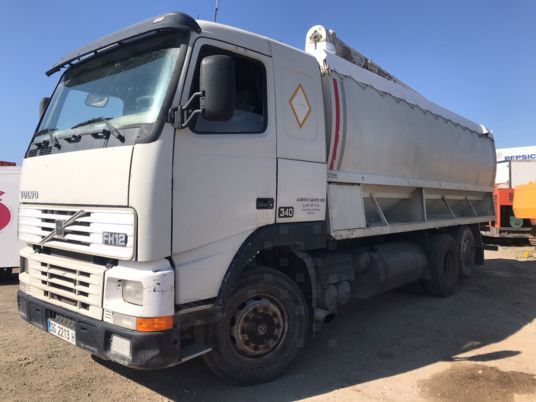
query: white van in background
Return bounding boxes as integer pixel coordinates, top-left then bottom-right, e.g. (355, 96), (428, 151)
(0, 164), (20, 277)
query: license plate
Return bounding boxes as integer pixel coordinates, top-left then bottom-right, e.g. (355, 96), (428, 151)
(47, 319), (76, 345)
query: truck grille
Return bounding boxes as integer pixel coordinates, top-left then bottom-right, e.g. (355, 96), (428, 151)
(20, 249), (107, 319)
(19, 206), (135, 260)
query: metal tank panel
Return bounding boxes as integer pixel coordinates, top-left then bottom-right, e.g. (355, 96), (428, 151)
(324, 71), (496, 189)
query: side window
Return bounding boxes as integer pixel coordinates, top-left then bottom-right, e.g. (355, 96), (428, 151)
(191, 46), (267, 134)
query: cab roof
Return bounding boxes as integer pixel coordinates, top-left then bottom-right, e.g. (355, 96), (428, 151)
(46, 12), (200, 76)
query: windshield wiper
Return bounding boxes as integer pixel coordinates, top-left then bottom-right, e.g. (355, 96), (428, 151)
(71, 117), (125, 142)
(34, 128), (61, 149)
(71, 117), (111, 129)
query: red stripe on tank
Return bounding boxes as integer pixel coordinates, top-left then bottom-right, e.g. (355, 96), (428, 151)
(329, 78), (341, 170)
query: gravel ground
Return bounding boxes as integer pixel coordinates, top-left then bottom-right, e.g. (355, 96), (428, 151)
(1, 246), (535, 402)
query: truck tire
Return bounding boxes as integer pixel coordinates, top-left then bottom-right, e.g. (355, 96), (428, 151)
(422, 234), (460, 297)
(199, 267), (310, 384)
(456, 227), (476, 278)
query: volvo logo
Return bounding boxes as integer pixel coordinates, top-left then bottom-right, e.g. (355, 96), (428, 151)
(20, 191), (39, 200)
(39, 210), (87, 245)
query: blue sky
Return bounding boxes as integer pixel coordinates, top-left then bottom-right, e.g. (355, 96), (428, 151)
(1, 0), (534, 163)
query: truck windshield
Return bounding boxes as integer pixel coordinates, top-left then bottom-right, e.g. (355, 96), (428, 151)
(28, 32), (185, 157)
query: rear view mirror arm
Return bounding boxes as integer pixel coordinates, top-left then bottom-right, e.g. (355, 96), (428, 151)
(168, 91), (205, 129)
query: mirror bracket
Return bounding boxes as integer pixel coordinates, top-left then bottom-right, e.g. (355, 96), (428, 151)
(168, 91), (205, 129)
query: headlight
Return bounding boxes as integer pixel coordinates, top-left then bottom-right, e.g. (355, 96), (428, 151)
(122, 281), (143, 306)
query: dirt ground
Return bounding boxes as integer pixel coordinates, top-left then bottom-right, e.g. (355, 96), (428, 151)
(1, 246), (536, 402)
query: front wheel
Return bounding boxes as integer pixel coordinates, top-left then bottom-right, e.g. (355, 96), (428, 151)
(198, 267), (310, 384)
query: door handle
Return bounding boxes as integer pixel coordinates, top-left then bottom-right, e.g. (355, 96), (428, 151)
(256, 198), (274, 210)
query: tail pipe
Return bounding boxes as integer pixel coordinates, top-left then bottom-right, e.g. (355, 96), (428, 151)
(314, 308), (336, 323)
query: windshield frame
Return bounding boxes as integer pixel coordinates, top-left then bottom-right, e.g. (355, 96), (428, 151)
(26, 30), (190, 158)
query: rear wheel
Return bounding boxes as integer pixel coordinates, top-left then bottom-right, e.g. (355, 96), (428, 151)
(456, 227), (476, 278)
(198, 267), (310, 384)
(422, 234), (460, 297)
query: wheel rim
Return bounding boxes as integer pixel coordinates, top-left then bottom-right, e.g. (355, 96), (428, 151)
(462, 237), (475, 267)
(230, 296), (286, 357)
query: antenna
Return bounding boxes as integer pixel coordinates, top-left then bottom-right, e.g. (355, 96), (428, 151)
(214, 0), (220, 22)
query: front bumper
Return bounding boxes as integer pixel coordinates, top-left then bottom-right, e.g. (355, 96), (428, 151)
(17, 290), (182, 369)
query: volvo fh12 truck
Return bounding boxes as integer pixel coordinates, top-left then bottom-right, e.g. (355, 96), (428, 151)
(17, 12), (495, 384)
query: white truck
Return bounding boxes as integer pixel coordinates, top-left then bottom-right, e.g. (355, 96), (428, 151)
(496, 145), (536, 163)
(0, 164), (20, 277)
(17, 12), (495, 384)
(495, 146), (536, 188)
(495, 159), (536, 188)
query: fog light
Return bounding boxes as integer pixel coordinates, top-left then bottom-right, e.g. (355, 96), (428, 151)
(110, 334), (132, 359)
(122, 280), (143, 306)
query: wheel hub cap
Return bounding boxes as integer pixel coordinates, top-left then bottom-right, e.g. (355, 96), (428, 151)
(231, 298), (285, 356)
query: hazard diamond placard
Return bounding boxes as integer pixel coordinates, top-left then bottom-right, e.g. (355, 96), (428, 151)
(289, 84), (312, 128)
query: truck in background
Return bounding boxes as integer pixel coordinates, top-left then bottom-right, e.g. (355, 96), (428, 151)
(483, 159), (536, 241)
(513, 182), (536, 246)
(495, 145), (536, 164)
(17, 13), (495, 384)
(0, 163), (20, 277)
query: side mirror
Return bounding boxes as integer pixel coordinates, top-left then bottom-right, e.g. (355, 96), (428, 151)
(199, 55), (235, 121)
(39, 97), (50, 118)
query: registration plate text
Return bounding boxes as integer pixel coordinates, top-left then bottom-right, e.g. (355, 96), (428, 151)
(47, 319), (76, 345)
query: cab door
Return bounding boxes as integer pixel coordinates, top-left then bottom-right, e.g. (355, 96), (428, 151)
(172, 39), (276, 254)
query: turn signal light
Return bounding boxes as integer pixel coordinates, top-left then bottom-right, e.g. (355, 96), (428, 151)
(136, 316), (173, 332)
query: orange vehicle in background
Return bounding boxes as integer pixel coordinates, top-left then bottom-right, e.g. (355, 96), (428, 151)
(513, 182), (536, 246)
(483, 160), (536, 242)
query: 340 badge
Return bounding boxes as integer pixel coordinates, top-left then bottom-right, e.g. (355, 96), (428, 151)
(278, 207), (294, 219)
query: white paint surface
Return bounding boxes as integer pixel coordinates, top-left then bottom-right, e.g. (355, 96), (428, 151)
(0, 167), (20, 268)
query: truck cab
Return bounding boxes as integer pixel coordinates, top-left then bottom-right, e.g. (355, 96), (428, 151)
(18, 12), (327, 379)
